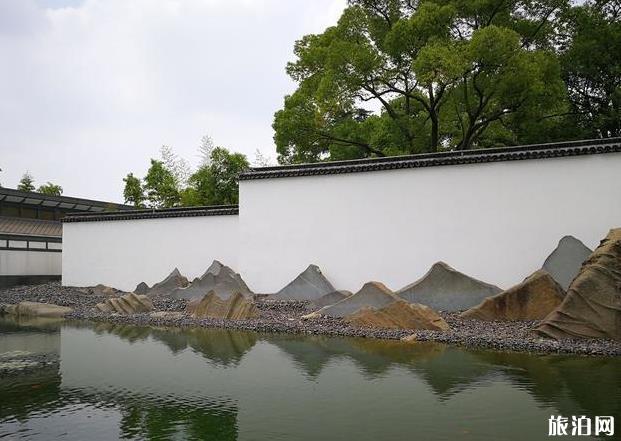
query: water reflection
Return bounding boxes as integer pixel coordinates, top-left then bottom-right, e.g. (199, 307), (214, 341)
(1, 316), (619, 441)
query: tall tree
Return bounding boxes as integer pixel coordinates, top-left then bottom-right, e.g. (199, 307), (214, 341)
(37, 182), (63, 196)
(17, 172), (35, 192)
(143, 160), (180, 208)
(560, 0), (621, 138)
(123, 173), (145, 207)
(184, 147), (250, 206)
(273, 0), (570, 163)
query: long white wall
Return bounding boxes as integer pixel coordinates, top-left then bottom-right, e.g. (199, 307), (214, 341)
(239, 153), (621, 293)
(0, 250), (61, 276)
(62, 215), (239, 291)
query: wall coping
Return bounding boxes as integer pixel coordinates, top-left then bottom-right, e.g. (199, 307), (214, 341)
(62, 205), (239, 223)
(240, 137), (621, 181)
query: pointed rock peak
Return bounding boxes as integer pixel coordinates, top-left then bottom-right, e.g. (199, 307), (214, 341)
(172, 261), (253, 301)
(431, 261), (453, 271)
(397, 262), (502, 312)
(134, 282), (150, 295)
(274, 264), (335, 301)
(542, 235), (593, 290)
(169, 268), (182, 277)
(358, 281), (393, 295)
(201, 260), (224, 278)
(145, 268), (189, 297)
(306, 264), (322, 273)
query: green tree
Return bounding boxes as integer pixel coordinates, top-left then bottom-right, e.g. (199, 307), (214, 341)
(184, 147), (250, 206)
(37, 182), (63, 196)
(143, 160), (180, 208)
(123, 173), (145, 207)
(17, 172), (35, 192)
(561, 1), (621, 138)
(273, 0), (570, 163)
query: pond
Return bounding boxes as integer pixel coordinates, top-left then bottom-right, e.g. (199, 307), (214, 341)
(0, 316), (619, 440)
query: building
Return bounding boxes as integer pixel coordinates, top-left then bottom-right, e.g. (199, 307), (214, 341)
(0, 188), (133, 287)
(62, 137), (621, 293)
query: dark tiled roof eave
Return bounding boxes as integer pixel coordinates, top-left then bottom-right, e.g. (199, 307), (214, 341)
(0, 187), (134, 211)
(0, 217), (62, 237)
(240, 137), (621, 180)
(62, 205), (239, 223)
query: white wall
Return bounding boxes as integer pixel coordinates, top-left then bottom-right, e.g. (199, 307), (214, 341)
(239, 153), (621, 293)
(62, 215), (239, 291)
(0, 250), (61, 276)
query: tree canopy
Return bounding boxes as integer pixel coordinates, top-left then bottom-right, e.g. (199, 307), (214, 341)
(122, 142), (249, 208)
(17, 172), (36, 192)
(273, 0), (617, 163)
(37, 182), (63, 196)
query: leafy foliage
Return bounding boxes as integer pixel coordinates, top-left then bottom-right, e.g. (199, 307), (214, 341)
(122, 173), (145, 208)
(560, 1), (621, 138)
(183, 148), (250, 206)
(123, 141), (249, 208)
(17, 172), (36, 192)
(37, 182), (63, 196)
(273, 0), (615, 163)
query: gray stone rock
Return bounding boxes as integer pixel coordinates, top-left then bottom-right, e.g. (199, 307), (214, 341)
(312, 290), (352, 309)
(2, 301), (73, 318)
(171, 260), (253, 300)
(273, 264), (335, 301)
(144, 268), (189, 297)
(96, 293), (153, 314)
(316, 282), (401, 317)
(542, 235), (592, 290)
(134, 282), (150, 295)
(396, 262), (502, 312)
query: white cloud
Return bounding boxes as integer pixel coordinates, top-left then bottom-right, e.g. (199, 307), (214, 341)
(0, 0), (346, 201)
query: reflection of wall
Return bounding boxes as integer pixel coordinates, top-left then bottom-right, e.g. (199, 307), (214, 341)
(240, 153), (621, 292)
(0, 317), (62, 421)
(62, 214), (239, 291)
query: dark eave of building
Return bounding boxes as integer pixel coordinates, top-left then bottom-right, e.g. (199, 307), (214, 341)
(0, 188), (134, 212)
(0, 216), (62, 238)
(239, 137), (621, 181)
(62, 205), (239, 223)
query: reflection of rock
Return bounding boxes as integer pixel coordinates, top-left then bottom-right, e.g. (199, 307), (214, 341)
(1, 302), (73, 318)
(187, 292), (258, 320)
(144, 268), (189, 297)
(473, 350), (621, 419)
(536, 228), (621, 340)
(461, 270), (564, 321)
(96, 293), (154, 314)
(316, 282), (400, 317)
(542, 236), (592, 290)
(171, 261), (253, 300)
(345, 301), (449, 331)
(134, 282), (149, 295)
(312, 290), (352, 308)
(397, 262), (502, 312)
(273, 264), (335, 301)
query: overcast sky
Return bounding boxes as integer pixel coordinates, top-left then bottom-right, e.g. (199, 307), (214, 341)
(0, 0), (346, 202)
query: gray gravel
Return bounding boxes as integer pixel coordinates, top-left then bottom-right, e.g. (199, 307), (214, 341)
(1, 282), (620, 357)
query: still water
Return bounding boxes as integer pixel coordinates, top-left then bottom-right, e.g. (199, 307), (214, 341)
(0, 316), (619, 441)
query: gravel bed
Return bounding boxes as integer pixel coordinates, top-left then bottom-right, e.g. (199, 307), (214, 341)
(2, 283), (620, 357)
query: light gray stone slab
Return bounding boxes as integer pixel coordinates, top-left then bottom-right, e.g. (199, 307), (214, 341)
(542, 235), (592, 290)
(396, 262), (502, 312)
(171, 260), (253, 300)
(273, 264), (335, 301)
(317, 282), (400, 317)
